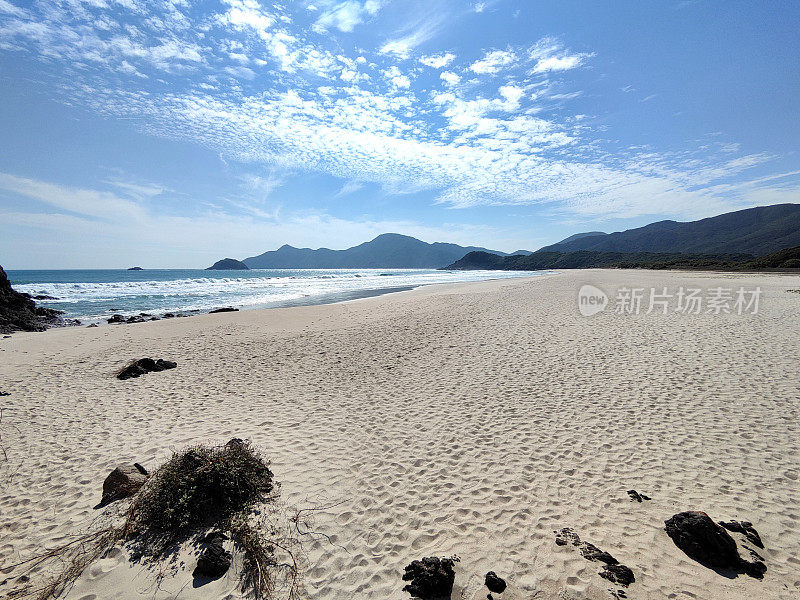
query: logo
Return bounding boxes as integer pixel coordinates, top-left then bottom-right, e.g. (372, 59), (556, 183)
(578, 284), (608, 316)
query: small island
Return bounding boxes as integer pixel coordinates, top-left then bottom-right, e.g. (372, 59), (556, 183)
(206, 258), (249, 270)
(127, 266), (144, 271)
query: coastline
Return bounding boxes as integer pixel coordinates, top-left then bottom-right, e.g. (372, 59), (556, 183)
(1, 269), (799, 599)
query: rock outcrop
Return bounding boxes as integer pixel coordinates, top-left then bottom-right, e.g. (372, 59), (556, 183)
(117, 358), (177, 380)
(209, 307), (239, 313)
(97, 463), (149, 507)
(193, 531), (232, 579)
(555, 528), (636, 589)
(664, 511), (766, 578)
(484, 571), (506, 593)
(0, 265), (62, 333)
(402, 556), (458, 600)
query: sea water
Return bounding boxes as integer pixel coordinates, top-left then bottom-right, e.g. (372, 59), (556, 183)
(7, 268), (545, 324)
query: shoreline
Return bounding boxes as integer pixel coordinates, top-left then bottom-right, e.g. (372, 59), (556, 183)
(1, 269), (799, 599)
(5, 269), (547, 328)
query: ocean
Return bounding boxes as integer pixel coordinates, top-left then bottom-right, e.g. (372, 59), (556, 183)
(6, 268), (545, 324)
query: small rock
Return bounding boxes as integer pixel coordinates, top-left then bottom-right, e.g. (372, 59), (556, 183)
(163, 313), (175, 318)
(193, 534), (232, 579)
(107, 314), (125, 324)
(485, 571), (506, 593)
(627, 489), (651, 502)
(0, 391), (10, 397)
(209, 307), (239, 313)
(719, 520), (764, 549)
(402, 556), (459, 600)
(599, 564), (635, 587)
(97, 464), (148, 507)
(580, 542), (618, 564)
(126, 315), (146, 324)
(555, 527), (581, 546)
(87, 323), (99, 328)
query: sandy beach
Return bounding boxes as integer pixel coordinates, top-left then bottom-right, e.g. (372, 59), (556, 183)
(1, 269), (799, 600)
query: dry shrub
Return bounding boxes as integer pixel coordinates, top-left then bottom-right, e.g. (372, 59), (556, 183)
(125, 439), (274, 544)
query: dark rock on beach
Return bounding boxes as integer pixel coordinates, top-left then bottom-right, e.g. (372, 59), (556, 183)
(107, 314), (125, 324)
(580, 542), (618, 564)
(402, 556), (459, 600)
(719, 520), (764, 549)
(0, 265), (63, 333)
(664, 512), (740, 570)
(485, 571), (506, 593)
(599, 564), (635, 586)
(193, 532), (232, 579)
(209, 307), (239, 313)
(556, 528), (635, 588)
(117, 358), (177, 380)
(665, 511), (767, 578)
(555, 527), (581, 546)
(627, 489), (651, 502)
(97, 463), (149, 507)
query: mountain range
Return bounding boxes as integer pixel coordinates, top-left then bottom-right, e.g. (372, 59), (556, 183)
(540, 204), (800, 255)
(208, 203), (800, 270)
(238, 233), (528, 269)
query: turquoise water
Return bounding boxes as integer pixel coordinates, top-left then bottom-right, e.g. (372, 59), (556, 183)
(7, 268), (544, 324)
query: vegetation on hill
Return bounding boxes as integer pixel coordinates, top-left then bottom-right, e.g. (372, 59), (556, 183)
(540, 204), (800, 256)
(443, 246), (800, 272)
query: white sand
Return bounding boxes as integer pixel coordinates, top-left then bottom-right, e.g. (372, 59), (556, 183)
(1, 269), (799, 600)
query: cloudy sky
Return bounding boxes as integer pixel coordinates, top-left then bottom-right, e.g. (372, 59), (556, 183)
(1, 0), (798, 268)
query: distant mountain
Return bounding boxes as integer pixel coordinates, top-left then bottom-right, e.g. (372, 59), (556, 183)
(207, 258), (249, 270)
(443, 249), (756, 271)
(444, 244), (800, 272)
(552, 231), (607, 245)
(242, 233), (511, 269)
(540, 204), (800, 255)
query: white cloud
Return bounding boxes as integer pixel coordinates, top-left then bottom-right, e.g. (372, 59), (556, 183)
(419, 52), (455, 69)
(379, 15), (446, 59)
(529, 36), (593, 73)
(383, 65), (410, 88)
(440, 71), (461, 86)
(469, 49), (516, 74)
(1, 1), (795, 231)
(312, 0), (383, 33)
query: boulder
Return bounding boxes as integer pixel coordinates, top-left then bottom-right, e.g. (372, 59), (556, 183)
(107, 314), (125, 324)
(97, 463), (149, 507)
(484, 571), (506, 593)
(664, 512), (740, 570)
(0, 265), (62, 333)
(402, 556), (458, 600)
(193, 532), (232, 579)
(117, 358), (177, 380)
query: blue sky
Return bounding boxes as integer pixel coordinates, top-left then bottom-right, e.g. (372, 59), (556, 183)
(0, 0), (798, 268)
